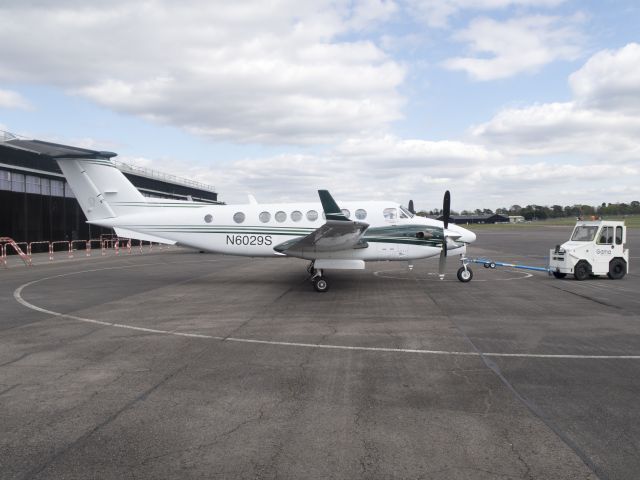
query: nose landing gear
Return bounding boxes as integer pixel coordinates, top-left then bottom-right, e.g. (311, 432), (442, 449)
(457, 257), (474, 282)
(457, 266), (473, 282)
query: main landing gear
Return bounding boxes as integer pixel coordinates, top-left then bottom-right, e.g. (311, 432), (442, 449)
(307, 261), (329, 292)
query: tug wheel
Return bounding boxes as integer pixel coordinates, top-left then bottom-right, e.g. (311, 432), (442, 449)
(552, 271), (567, 279)
(457, 267), (473, 283)
(573, 262), (590, 281)
(608, 258), (627, 280)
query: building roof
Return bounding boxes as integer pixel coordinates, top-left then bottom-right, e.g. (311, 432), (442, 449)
(0, 130), (218, 196)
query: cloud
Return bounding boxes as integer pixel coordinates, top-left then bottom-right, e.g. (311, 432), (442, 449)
(472, 43), (640, 159)
(0, 0), (404, 145)
(0, 88), (32, 110)
(569, 43), (640, 114)
(126, 135), (506, 208)
(406, 0), (565, 28)
(443, 15), (583, 80)
(126, 133), (638, 209)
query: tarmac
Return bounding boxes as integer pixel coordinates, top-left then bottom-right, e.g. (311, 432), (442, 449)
(1, 225), (638, 479)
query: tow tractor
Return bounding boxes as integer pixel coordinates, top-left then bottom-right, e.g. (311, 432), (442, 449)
(456, 219), (629, 282)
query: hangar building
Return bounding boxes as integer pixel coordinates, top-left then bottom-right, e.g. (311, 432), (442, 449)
(0, 131), (220, 243)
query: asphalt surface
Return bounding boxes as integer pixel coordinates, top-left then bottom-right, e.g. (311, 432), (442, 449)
(1, 226), (638, 479)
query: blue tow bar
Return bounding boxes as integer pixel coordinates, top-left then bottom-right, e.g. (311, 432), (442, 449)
(464, 257), (551, 273)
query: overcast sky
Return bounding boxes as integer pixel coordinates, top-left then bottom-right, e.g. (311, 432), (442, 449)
(1, 0), (639, 210)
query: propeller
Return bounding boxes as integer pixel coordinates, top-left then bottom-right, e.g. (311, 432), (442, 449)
(408, 199), (415, 215)
(438, 190), (451, 279)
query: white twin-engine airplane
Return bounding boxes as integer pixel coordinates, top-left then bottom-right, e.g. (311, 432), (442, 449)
(52, 150), (476, 292)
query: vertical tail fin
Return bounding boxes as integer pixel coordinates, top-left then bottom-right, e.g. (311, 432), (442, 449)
(56, 158), (146, 221)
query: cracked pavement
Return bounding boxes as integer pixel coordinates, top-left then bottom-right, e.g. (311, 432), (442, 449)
(1, 226), (639, 479)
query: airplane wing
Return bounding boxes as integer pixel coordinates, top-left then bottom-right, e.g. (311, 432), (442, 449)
(273, 190), (369, 255)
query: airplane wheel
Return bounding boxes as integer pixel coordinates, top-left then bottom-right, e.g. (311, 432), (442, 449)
(313, 277), (329, 292)
(457, 267), (473, 282)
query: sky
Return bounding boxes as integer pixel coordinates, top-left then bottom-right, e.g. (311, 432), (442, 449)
(0, 0), (639, 210)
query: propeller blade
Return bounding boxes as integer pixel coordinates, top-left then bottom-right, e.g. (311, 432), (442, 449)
(442, 190), (450, 230)
(408, 199), (415, 215)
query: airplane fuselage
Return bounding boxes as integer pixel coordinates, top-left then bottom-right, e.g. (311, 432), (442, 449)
(95, 200), (476, 262)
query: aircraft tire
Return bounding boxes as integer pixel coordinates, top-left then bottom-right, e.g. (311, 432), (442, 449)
(313, 277), (329, 292)
(457, 267), (473, 282)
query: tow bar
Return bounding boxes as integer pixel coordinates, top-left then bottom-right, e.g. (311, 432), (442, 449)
(457, 256), (551, 282)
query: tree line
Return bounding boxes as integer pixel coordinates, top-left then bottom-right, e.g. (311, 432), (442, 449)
(419, 201), (640, 221)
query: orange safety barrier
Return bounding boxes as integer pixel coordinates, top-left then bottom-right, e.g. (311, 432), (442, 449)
(27, 241), (53, 260)
(1, 235), (174, 268)
(51, 240), (72, 259)
(0, 237), (32, 267)
(70, 240), (88, 258)
(87, 239), (104, 256)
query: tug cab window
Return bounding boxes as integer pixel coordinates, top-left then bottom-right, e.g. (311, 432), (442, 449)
(571, 226), (598, 241)
(616, 226), (623, 245)
(597, 226), (613, 244)
(383, 208), (397, 222)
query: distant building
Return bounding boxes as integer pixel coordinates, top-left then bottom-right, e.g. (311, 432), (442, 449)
(509, 215), (525, 223)
(0, 132), (221, 242)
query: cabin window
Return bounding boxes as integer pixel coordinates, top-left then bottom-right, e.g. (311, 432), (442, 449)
(233, 212), (245, 224)
(616, 226), (623, 245)
(355, 209), (367, 220)
(291, 210), (302, 222)
(307, 210), (318, 221)
(383, 208), (397, 221)
(341, 209), (351, 219)
(259, 211), (271, 223)
(204, 214), (213, 223)
(275, 211), (287, 222)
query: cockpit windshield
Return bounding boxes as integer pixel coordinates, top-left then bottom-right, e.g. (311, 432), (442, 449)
(399, 206), (414, 219)
(571, 225), (598, 242)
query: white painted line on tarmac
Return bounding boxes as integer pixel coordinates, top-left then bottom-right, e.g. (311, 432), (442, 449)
(12, 264), (640, 361)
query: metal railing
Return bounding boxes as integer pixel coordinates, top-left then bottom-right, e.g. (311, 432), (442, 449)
(113, 160), (216, 193)
(2, 237), (173, 268)
(1, 237), (32, 267)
